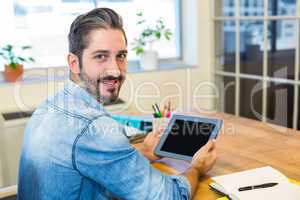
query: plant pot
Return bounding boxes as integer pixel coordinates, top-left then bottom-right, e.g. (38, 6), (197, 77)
(140, 50), (158, 71)
(4, 64), (24, 82)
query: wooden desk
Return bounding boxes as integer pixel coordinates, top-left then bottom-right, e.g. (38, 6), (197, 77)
(152, 112), (300, 200)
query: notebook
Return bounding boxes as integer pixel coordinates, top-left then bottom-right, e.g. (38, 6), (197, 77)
(211, 166), (300, 200)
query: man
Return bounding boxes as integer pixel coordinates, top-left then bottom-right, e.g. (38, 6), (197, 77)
(18, 8), (217, 200)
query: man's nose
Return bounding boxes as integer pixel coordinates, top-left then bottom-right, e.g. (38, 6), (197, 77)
(106, 57), (121, 76)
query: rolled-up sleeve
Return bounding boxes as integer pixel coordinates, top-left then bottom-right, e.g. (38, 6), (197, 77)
(73, 116), (191, 200)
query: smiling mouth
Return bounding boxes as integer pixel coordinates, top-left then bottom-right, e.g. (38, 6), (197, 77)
(100, 80), (118, 93)
(102, 80), (119, 89)
(99, 76), (122, 87)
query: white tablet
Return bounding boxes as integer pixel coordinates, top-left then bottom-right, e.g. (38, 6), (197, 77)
(154, 114), (222, 162)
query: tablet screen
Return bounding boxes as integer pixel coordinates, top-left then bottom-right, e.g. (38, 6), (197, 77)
(160, 119), (216, 157)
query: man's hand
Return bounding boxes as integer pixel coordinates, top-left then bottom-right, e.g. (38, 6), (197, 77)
(191, 139), (217, 175)
(132, 129), (163, 162)
(183, 140), (217, 198)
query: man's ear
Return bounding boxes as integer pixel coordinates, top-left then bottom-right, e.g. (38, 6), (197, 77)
(67, 53), (80, 74)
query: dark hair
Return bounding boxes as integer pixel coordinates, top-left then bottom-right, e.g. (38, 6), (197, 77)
(68, 8), (127, 64)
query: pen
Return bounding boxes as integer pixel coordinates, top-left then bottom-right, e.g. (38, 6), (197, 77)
(162, 104), (167, 117)
(238, 182), (278, 192)
(166, 101), (171, 118)
(152, 105), (158, 117)
(152, 104), (162, 118)
(154, 103), (162, 118)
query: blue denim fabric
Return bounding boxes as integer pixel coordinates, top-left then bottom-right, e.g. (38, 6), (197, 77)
(17, 80), (191, 200)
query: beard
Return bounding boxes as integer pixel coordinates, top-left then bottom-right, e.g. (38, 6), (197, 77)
(77, 70), (125, 104)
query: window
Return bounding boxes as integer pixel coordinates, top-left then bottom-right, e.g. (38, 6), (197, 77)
(214, 0), (300, 130)
(268, 0), (296, 16)
(0, 0), (181, 70)
(253, 0), (258, 7)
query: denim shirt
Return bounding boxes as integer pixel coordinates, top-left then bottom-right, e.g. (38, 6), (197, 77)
(17, 80), (191, 200)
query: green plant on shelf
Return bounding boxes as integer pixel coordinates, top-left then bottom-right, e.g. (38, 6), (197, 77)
(0, 44), (35, 70)
(131, 11), (172, 56)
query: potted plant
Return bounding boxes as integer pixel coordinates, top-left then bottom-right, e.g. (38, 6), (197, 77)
(131, 12), (172, 70)
(0, 44), (35, 82)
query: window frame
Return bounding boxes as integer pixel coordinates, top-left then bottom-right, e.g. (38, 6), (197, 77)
(213, 0), (300, 130)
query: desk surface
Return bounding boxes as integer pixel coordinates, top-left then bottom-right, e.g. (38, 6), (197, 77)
(152, 112), (300, 200)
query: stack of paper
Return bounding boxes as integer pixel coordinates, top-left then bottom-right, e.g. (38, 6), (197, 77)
(211, 166), (300, 200)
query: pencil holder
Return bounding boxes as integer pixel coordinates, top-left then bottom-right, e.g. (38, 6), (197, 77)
(152, 117), (170, 132)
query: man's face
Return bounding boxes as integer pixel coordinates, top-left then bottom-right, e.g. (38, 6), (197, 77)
(77, 28), (127, 103)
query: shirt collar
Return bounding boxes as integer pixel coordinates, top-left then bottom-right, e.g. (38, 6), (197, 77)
(64, 79), (108, 114)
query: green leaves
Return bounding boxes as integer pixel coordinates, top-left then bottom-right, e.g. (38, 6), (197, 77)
(21, 45), (32, 50)
(142, 28), (154, 37)
(3, 44), (13, 51)
(137, 19), (145, 25)
(164, 29), (172, 41)
(131, 11), (173, 56)
(132, 47), (144, 55)
(28, 57), (35, 62)
(16, 56), (26, 63)
(155, 31), (161, 39)
(10, 62), (18, 70)
(0, 44), (35, 69)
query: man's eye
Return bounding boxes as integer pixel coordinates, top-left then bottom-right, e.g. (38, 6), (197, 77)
(117, 53), (127, 60)
(95, 54), (107, 60)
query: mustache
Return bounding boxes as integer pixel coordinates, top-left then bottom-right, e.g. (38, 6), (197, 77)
(97, 75), (125, 84)
(78, 73), (124, 85)
(99, 75), (123, 82)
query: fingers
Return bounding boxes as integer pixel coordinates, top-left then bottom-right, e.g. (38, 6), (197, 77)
(154, 132), (162, 139)
(157, 125), (165, 133)
(146, 130), (162, 140)
(202, 139), (215, 152)
(193, 140), (217, 158)
(191, 140), (218, 174)
(208, 139), (217, 152)
(150, 130), (163, 139)
(209, 140), (217, 164)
